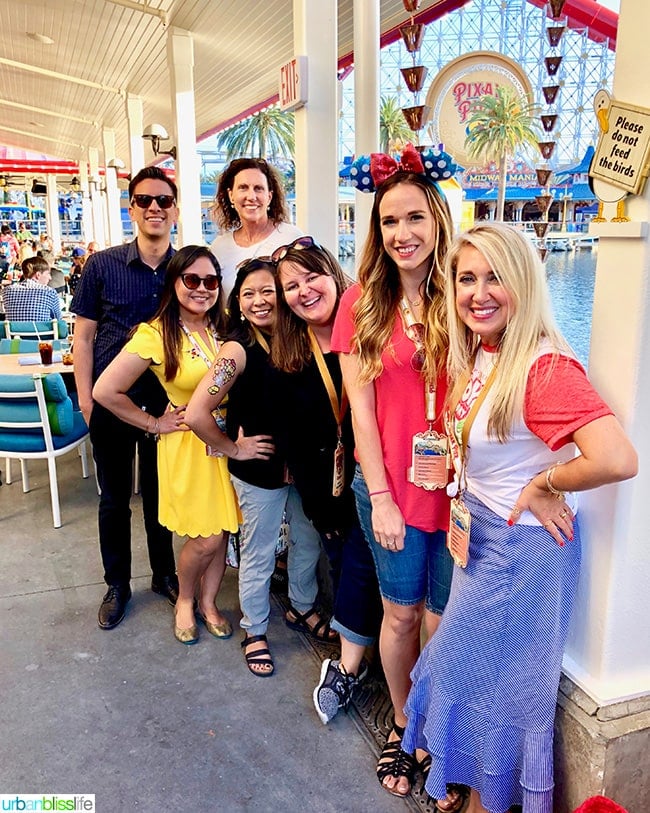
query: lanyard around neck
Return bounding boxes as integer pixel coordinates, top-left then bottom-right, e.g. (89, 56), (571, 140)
(252, 326), (271, 354)
(399, 297), (437, 426)
(308, 327), (348, 434)
(179, 320), (219, 368)
(455, 352), (498, 459)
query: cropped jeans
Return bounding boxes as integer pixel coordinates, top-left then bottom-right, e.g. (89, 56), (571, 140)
(230, 476), (322, 637)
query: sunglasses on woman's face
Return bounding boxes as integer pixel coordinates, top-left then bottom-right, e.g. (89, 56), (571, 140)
(130, 194), (176, 209)
(271, 236), (321, 264)
(180, 273), (220, 291)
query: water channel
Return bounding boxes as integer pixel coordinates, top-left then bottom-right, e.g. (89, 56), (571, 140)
(342, 247), (596, 367)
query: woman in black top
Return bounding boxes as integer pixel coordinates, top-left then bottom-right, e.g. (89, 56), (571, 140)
(186, 258), (335, 677)
(271, 237), (382, 722)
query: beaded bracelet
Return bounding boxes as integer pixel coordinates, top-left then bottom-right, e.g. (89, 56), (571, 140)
(545, 465), (564, 496)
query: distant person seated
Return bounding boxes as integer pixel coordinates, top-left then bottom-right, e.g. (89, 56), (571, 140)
(16, 222), (33, 242)
(1, 225), (20, 277)
(48, 260), (67, 296)
(67, 247), (87, 296)
(2, 256), (63, 321)
(87, 241), (101, 255)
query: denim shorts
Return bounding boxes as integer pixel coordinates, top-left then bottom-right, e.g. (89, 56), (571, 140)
(351, 465), (453, 615)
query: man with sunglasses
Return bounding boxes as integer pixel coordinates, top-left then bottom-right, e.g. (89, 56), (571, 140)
(72, 166), (181, 630)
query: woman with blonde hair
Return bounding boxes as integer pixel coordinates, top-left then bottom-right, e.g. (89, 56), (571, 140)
(401, 222), (637, 813)
(331, 145), (457, 798)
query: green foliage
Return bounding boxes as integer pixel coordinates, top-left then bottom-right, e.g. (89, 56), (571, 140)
(464, 86), (541, 220)
(216, 107), (295, 161)
(379, 95), (414, 154)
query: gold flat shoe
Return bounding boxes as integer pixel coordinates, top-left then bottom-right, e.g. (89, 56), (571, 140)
(174, 623), (199, 645)
(197, 611), (233, 639)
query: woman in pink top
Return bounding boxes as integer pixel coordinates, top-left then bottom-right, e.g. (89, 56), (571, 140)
(331, 145), (456, 799)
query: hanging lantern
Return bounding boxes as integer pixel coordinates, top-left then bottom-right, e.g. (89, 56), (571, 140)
(544, 56), (563, 76)
(538, 141), (556, 159)
(541, 114), (558, 132)
(533, 221), (551, 238)
(402, 105), (431, 131)
(546, 25), (565, 47)
(400, 23), (425, 52)
(535, 193), (553, 214)
(538, 247), (549, 262)
(548, 0), (566, 20)
(542, 85), (560, 104)
(400, 66), (428, 93)
(535, 168), (552, 186)
(402, 0), (421, 10)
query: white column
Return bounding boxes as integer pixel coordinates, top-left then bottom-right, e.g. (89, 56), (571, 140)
(292, 0), (339, 253)
(126, 94), (145, 177)
(565, 0), (649, 704)
(78, 160), (94, 245)
(88, 147), (106, 248)
(45, 175), (62, 255)
(167, 27), (202, 246)
(353, 0), (381, 267)
(102, 128), (123, 247)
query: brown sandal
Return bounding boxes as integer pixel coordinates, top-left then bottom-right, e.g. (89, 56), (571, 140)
(435, 784), (469, 812)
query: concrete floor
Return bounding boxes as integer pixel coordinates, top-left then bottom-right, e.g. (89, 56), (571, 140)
(0, 452), (418, 813)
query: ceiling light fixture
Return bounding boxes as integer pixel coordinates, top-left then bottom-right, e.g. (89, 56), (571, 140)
(69, 177), (81, 192)
(27, 32), (54, 45)
(142, 123), (176, 160)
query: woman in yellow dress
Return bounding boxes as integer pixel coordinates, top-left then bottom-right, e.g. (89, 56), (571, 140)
(94, 246), (268, 645)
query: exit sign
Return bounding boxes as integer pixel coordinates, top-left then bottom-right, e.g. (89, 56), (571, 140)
(279, 56), (308, 111)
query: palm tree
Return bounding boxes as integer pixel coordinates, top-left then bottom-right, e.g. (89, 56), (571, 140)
(464, 86), (541, 221)
(379, 95), (414, 154)
(216, 106), (295, 162)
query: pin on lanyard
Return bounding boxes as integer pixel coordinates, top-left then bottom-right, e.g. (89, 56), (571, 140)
(179, 320), (219, 368)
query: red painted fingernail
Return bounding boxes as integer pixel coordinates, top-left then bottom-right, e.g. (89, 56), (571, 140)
(559, 540), (565, 547)
(507, 519), (514, 526)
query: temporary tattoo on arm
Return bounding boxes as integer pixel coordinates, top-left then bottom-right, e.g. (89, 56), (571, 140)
(207, 357), (236, 395)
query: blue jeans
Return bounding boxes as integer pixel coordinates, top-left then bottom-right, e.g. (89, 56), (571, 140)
(231, 477), (322, 636)
(320, 520), (382, 647)
(351, 465), (453, 614)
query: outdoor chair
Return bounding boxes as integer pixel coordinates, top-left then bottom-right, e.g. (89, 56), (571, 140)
(0, 372), (90, 528)
(3, 319), (69, 341)
(0, 338), (63, 354)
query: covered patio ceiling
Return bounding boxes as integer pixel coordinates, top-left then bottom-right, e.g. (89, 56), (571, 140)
(0, 0), (618, 171)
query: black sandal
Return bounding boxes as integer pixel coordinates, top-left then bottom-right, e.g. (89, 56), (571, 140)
(415, 751), (432, 781)
(376, 723), (415, 798)
(435, 784), (469, 813)
(285, 604), (339, 642)
(241, 634), (274, 678)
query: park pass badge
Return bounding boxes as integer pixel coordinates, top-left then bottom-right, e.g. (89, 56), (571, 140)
(407, 431), (448, 490)
(448, 497), (471, 568)
(332, 440), (345, 498)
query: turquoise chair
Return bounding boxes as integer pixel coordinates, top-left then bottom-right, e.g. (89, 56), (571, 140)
(3, 319), (69, 341)
(0, 372), (89, 528)
(0, 338), (63, 354)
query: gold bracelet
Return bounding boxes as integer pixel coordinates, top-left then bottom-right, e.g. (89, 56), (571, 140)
(545, 465), (564, 496)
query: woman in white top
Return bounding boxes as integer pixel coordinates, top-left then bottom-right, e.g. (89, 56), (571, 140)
(210, 158), (302, 297)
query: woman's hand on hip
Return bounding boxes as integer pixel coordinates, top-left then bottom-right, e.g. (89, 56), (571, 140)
(234, 427), (275, 461)
(509, 477), (574, 546)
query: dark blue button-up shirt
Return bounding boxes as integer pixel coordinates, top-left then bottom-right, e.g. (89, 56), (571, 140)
(71, 239), (174, 406)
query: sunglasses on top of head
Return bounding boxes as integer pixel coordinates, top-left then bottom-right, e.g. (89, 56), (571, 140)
(180, 273), (220, 291)
(270, 236), (321, 264)
(131, 194), (176, 209)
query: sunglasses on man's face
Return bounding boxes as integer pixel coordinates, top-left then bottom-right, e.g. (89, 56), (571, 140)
(270, 236), (321, 264)
(180, 273), (220, 291)
(131, 194), (176, 209)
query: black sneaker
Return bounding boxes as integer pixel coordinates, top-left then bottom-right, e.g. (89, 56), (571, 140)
(313, 658), (366, 725)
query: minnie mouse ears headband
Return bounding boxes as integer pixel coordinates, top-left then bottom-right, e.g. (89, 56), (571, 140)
(349, 142), (459, 194)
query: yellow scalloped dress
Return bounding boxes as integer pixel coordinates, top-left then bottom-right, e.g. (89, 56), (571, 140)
(125, 320), (239, 538)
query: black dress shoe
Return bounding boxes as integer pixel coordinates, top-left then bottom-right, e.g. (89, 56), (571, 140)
(151, 574), (179, 606)
(98, 585), (132, 630)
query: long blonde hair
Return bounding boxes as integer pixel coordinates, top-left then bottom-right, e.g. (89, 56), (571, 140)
(446, 222), (571, 441)
(353, 173), (453, 384)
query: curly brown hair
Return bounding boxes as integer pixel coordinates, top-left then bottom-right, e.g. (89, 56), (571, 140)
(213, 158), (290, 231)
